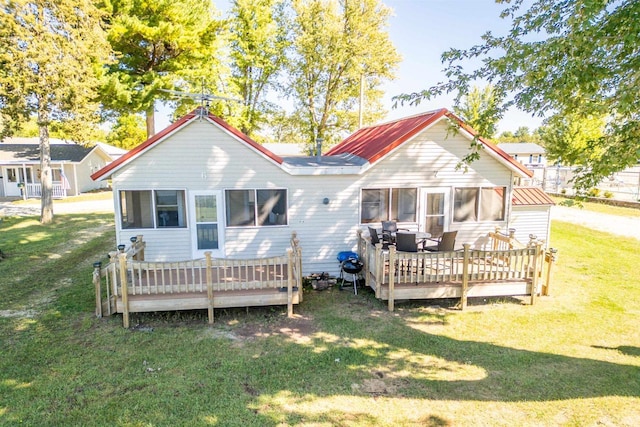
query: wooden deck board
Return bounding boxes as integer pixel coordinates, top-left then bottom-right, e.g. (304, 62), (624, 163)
(116, 288), (301, 313)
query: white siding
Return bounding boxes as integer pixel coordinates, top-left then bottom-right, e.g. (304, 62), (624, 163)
(74, 150), (110, 195)
(510, 206), (552, 247)
(110, 120), (529, 275)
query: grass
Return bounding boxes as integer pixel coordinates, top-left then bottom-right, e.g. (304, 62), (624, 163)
(1, 214), (639, 426)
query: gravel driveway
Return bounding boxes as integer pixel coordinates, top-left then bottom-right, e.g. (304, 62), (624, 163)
(551, 205), (640, 241)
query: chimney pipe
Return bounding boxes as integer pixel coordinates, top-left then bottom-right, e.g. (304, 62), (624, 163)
(316, 137), (323, 163)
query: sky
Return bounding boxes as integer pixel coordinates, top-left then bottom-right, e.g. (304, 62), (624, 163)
(157, 0), (543, 133)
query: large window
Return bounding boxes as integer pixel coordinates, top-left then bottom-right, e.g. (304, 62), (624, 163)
(226, 189), (287, 227)
(360, 188), (417, 223)
(120, 190), (186, 229)
(453, 187), (505, 223)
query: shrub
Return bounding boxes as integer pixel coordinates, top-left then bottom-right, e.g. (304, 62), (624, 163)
(587, 187), (601, 197)
(603, 191), (614, 199)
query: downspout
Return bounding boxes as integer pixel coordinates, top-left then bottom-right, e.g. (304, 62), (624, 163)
(505, 172), (513, 232)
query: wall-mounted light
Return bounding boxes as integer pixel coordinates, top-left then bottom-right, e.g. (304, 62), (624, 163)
(322, 197), (330, 205)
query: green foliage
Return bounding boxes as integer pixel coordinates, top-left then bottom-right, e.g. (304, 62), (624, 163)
(603, 191), (614, 199)
(100, 0), (224, 137)
(289, 0), (400, 147)
(495, 126), (543, 144)
(106, 114), (147, 149)
(453, 85), (501, 139)
(587, 187), (601, 198)
(227, 0), (289, 137)
(0, 0), (110, 222)
(394, 0), (640, 191)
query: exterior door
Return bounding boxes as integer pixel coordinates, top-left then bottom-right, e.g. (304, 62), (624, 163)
(420, 188), (450, 238)
(189, 191), (225, 258)
(4, 167), (22, 197)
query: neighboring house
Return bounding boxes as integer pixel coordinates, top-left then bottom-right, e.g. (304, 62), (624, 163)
(0, 138), (116, 198)
(497, 142), (546, 185)
(91, 107), (553, 275)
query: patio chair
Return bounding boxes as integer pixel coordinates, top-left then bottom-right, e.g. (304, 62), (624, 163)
(424, 230), (458, 252)
(395, 232), (418, 252)
(368, 226), (390, 250)
(381, 221), (409, 245)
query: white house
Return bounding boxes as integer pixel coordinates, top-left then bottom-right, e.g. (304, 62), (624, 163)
(91, 107), (553, 275)
(0, 138), (117, 198)
(497, 142), (547, 185)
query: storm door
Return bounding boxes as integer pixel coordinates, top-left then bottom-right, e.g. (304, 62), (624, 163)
(189, 191), (224, 258)
(420, 188), (450, 238)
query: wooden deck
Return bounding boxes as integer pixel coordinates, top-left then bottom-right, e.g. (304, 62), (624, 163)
(93, 234), (303, 327)
(356, 229), (557, 311)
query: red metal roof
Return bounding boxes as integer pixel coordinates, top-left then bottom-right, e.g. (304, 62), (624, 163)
(326, 109), (447, 163)
(326, 108), (533, 178)
(512, 187), (555, 206)
(91, 108), (283, 181)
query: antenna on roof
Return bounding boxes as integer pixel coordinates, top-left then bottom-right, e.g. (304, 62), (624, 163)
(159, 79), (241, 118)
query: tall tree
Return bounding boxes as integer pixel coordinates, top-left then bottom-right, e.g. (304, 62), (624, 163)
(288, 0), (400, 150)
(106, 113), (147, 150)
(0, 0), (109, 223)
(453, 85), (501, 139)
(227, 0), (288, 137)
(100, 0), (223, 137)
(539, 113), (607, 187)
(395, 0), (640, 190)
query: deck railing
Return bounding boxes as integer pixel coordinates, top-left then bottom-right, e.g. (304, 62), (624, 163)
(25, 182), (67, 199)
(356, 229), (557, 311)
(93, 233), (303, 327)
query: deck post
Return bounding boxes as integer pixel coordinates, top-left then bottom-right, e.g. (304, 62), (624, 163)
(531, 242), (542, 305)
(388, 245), (396, 311)
(543, 248), (558, 296)
(374, 243), (382, 298)
(461, 244), (470, 310)
(287, 248), (294, 318)
(119, 252), (130, 328)
(136, 235), (145, 261)
(291, 233), (303, 303)
(205, 251), (214, 324)
(93, 261), (102, 318)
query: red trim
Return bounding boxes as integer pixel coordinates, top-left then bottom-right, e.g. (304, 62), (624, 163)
(91, 108), (282, 181)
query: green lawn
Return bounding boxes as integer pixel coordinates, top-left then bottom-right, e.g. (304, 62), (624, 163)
(1, 214), (639, 426)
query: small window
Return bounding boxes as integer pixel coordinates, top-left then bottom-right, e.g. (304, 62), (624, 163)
(453, 188), (478, 222)
(156, 190), (186, 228)
(226, 189), (287, 227)
(120, 190), (186, 229)
(479, 188), (505, 221)
(454, 187), (505, 223)
(360, 188), (417, 224)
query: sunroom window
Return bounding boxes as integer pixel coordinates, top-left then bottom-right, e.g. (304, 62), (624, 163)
(226, 189), (287, 227)
(360, 188), (417, 224)
(120, 190), (186, 229)
(453, 187), (505, 223)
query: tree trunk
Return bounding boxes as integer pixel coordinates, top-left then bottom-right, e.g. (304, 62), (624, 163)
(145, 104), (155, 138)
(39, 108), (53, 224)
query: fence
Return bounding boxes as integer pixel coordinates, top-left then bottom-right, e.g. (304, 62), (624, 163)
(542, 166), (640, 202)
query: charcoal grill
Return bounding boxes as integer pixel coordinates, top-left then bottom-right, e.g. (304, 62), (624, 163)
(337, 251), (363, 295)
